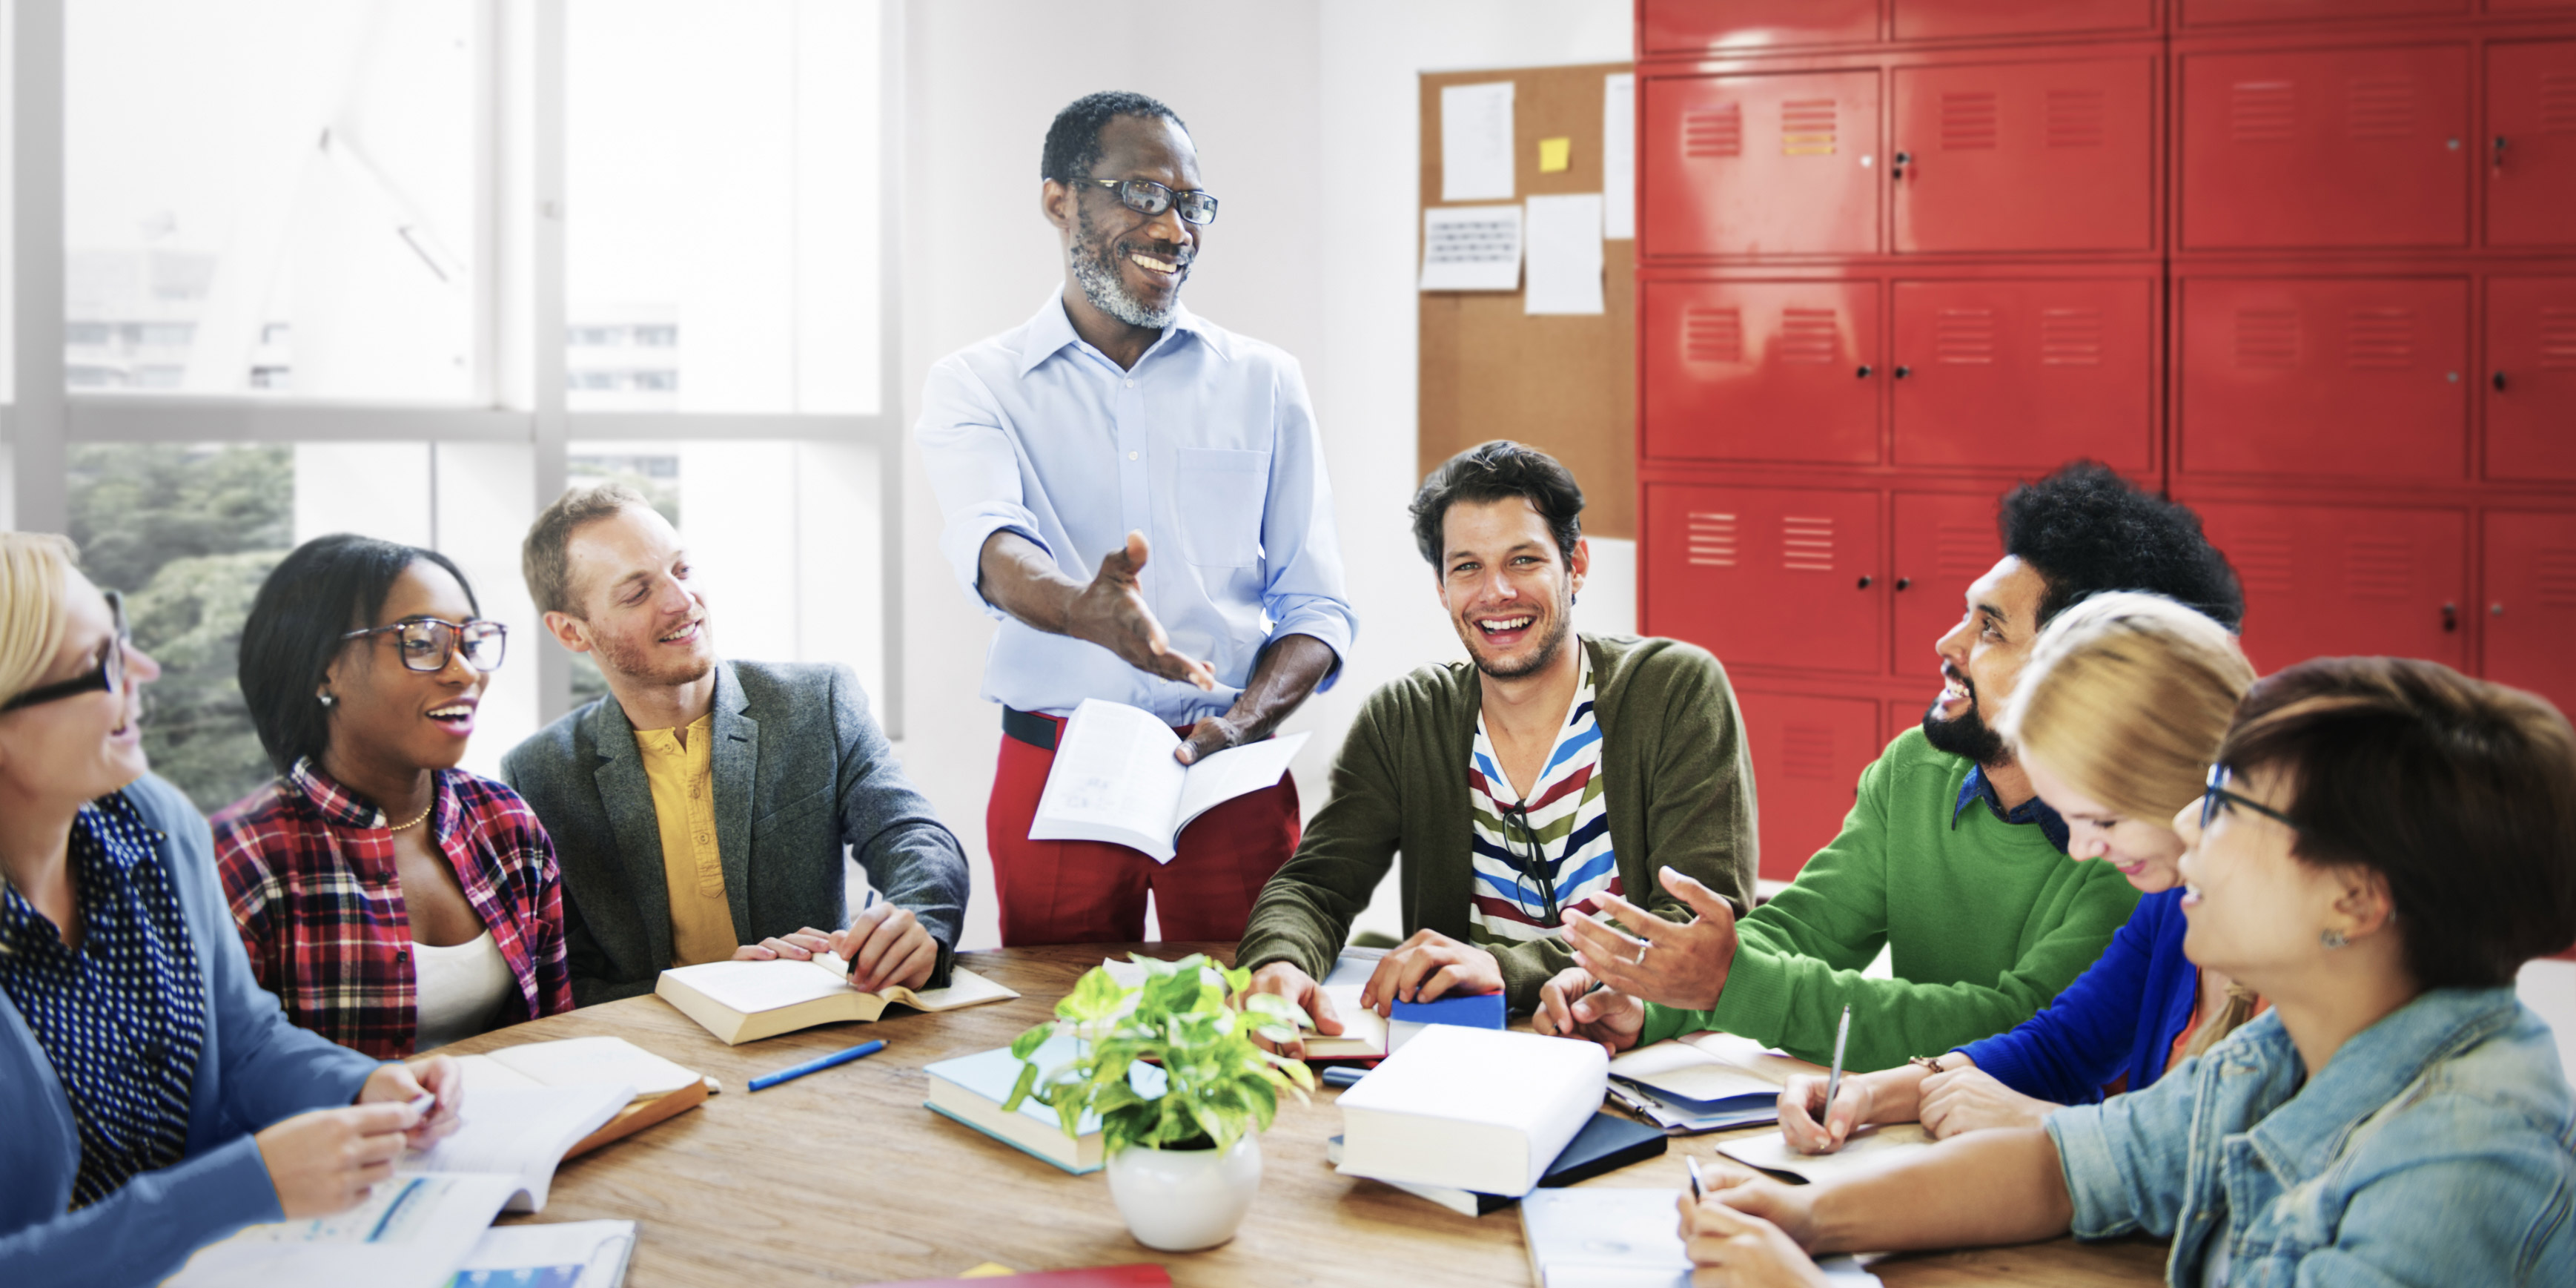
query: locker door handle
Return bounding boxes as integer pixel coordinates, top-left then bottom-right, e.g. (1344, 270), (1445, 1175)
(2492, 602), (2506, 617)
(2494, 135), (2509, 168)
(1856, 575), (1874, 589)
(1895, 576), (1912, 591)
(2493, 371), (2508, 392)
(1893, 365), (1913, 380)
(2442, 603), (2458, 633)
(1855, 364), (1874, 379)
(1892, 151), (1912, 180)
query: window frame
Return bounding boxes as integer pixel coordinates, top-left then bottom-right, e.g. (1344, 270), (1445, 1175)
(3, 0), (907, 733)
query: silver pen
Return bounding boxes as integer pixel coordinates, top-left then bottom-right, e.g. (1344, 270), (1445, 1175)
(1822, 1002), (1852, 1126)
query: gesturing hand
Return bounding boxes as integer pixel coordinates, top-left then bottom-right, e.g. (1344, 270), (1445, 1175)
(1359, 929), (1503, 1014)
(357, 1055), (463, 1149)
(1532, 971), (1646, 1056)
(255, 1102), (421, 1219)
(1175, 713), (1245, 766)
(1066, 531), (1216, 692)
(1563, 865), (1741, 1010)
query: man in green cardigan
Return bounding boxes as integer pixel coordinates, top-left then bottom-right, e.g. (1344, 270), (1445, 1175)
(1547, 462), (2246, 1071)
(1236, 442), (1760, 1047)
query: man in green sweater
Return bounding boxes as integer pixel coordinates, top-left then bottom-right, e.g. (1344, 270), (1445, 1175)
(1235, 442), (1758, 1049)
(1546, 461), (2245, 1072)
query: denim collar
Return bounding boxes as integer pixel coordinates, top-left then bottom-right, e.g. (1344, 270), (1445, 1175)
(1951, 762), (2070, 853)
(2234, 985), (2526, 1180)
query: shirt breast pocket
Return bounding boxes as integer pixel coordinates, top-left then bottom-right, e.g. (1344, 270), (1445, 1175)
(1173, 448), (1270, 567)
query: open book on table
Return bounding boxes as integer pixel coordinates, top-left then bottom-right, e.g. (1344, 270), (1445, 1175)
(453, 1035), (715, 1156)
(658, 952), (1018, 1045)
(1029, 699), (1311, 862)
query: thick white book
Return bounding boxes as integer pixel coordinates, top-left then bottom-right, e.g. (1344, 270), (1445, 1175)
(1334, 1026), (1607, 1198)
(1028, 699), (1311, 862)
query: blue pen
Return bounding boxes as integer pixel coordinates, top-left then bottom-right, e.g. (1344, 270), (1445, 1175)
(748, 1038), (887, 1092)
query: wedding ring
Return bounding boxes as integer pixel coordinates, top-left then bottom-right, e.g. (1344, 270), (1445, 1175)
(1632, 940), (1649, 965)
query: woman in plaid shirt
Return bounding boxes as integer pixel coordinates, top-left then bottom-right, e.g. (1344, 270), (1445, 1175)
(212, 535), (572, 1060)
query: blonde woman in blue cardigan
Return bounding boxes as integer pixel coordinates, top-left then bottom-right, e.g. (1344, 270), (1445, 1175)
(0, 534), (464, 1287)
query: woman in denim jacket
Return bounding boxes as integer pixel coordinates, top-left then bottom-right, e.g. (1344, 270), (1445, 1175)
(1681, 656), (2576, 1288)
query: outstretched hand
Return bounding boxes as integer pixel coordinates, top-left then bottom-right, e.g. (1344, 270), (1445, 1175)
(1067, 531), (1216, 692)
(1563, 865), (1741, 1010)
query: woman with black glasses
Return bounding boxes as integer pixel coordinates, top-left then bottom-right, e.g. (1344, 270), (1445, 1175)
(213, 534), (571, 1057)
(0, 532), (463, 1286)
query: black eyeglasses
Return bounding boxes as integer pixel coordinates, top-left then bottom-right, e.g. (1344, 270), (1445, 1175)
(2199, 763), (2298, 833)
(342, 617), (509, 674)
(1073, 177), (1219, 226)
(2, 591), (130, 713)
(1495, 800), (1562, 925)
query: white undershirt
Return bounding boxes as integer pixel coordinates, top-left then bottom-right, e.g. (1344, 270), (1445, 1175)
(411, 931), (511, 1051)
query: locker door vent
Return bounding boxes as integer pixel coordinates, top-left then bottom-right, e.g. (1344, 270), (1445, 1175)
(2543, 73), (2576, 134)
(1781, 99), (1838, 156)
(2234, 532), (2296, 595)
(2345, 308), (2417, 371)
(1781, 725), (1838, 779)
(2046, 89), (2108, 149)
(2536, 548), (2576, 608)
(2343, 538), (2414, 600)
(2345, 76), (2417, 142)
(1781, 515), (1838, 572)
(2230, 80), (2297, 145)
(1940, 91), (1999, 151)
(1935, 308), (1998, 365)
(1686, 512), (1740, 568)
(1684, 104), (1745, 159)
(2234, 308), (2302, 369)
(1935, 525), (1992, 581)
(2041, 308), (2106, 366)
(2540, 307), (2576, 371)
(1779, 308), (1841, 364)
(1684, 306), (1746, 364)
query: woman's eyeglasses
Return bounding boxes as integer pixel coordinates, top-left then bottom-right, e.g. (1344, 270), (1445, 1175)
(1, 591), (130, 713)
(342, 617), (509, 674)
(1073, 176), (1219, 226)
(2199, 763), (2298, 833)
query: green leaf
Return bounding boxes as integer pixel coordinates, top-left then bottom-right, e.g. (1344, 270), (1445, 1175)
(1001, 1060), (1040, 1114)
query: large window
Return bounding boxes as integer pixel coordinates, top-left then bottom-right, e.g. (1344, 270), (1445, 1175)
(8, 0), (903, 813)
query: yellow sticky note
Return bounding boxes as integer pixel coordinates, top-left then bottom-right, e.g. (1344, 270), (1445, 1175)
(1537, 136), (1572, 172)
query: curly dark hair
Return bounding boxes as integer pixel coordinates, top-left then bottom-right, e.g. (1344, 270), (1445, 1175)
(1042, 91), (1188, 182)
(2001, 460), (2244, 632)
(1409, 440), (1585, 570)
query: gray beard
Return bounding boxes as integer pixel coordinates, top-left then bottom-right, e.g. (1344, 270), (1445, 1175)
(1069, 228), (1180, 329)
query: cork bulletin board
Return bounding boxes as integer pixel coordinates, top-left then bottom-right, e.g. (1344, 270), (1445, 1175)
(1418, 61), (1636, 539)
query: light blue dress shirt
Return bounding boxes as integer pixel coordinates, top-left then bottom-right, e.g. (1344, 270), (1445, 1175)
(917, 294), (1357, 726)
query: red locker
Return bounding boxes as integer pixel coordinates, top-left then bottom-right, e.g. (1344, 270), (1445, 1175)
(1892, 57), (2157, 254)
(2483, 511), (2576, 719)
(2487, 276), (2576, 480)
(1640, 0), (1879, 54)
(1892, 1), (2159, 41)
(2179, 0), (2466, 24)
(1643, 70), (1881, 259)
(2178, 45), (2469, 249)
(1641, 280), (1881, 464)
(2486, 41), (2576, 249)
(2491, 0), (2576, 12)
(2176, 276), (2468, 480)
(1643, 484), (1884, 674)
(2191, 500), (2468, 673)
(1891, 491), (2009, 673)
(1891, 277), (2157, 469)
(1734, 691), (1881, 882)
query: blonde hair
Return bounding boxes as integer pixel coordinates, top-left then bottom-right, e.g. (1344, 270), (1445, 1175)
(0, 533), (82, 708)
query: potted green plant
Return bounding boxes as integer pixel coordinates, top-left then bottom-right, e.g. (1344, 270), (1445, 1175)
(1005, 954), (1316, 1251)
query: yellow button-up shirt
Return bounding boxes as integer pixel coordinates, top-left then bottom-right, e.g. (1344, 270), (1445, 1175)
(635, 713), (735, 967)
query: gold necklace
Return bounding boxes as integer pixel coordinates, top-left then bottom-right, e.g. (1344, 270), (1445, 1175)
(385, 799), (435, 832)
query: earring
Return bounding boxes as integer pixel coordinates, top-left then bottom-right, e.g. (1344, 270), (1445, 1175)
(2320, 928), (2348, 950)
(317, 690), (336, 709)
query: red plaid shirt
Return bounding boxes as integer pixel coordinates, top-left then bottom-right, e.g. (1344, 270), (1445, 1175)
(212, 759), (574, 1059)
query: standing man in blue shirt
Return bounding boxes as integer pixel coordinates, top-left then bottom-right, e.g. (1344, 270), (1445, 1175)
(917, 91), (1355, 945)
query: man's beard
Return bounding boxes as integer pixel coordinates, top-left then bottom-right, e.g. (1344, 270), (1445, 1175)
(593, 623), (715, 690)
(1463, 602), (1575, 681)
(1069, 208), (1185, 328)
(1921, 690), (2010, 766)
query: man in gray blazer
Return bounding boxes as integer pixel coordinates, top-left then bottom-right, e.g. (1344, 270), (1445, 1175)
(503, 483), (969, 1005)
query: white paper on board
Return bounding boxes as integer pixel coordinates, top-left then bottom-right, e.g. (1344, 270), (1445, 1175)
(1440, 81), (1516, 202)
(1419, 204), (1523, 291)
(1523, 194), (1604, 315)
(1603, 73), (1636, 240)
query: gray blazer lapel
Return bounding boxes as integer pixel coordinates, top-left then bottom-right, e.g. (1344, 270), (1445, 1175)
(590, 696), (675, 971)
(709, 661), (759, 943)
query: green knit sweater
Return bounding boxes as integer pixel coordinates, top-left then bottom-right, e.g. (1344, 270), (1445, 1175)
(1234, 634), (1759, 1010)
(1638, 727), (2142, 1071)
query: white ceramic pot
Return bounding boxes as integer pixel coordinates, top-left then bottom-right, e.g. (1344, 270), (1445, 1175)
(1104, 1133), (1263, 1252)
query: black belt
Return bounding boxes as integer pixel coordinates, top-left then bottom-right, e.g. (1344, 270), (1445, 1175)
(1002, 707), (1059, 752)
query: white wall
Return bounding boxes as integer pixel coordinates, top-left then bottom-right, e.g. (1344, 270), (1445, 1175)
(895, 1), (1632, 949)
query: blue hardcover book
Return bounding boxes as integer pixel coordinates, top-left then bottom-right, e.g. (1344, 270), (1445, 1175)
(921, 1035), (1165, 1175)
(1389, 991), (1506, 1030)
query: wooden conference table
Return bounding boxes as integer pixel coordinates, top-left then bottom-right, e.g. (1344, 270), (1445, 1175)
(448, 942), (2165, 1288)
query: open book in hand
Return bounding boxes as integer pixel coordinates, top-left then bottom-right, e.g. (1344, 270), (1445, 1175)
(1028, 699), (1311, 862)
(656, 952), (1018, 1045)
(453, 1035), (716, 1156)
